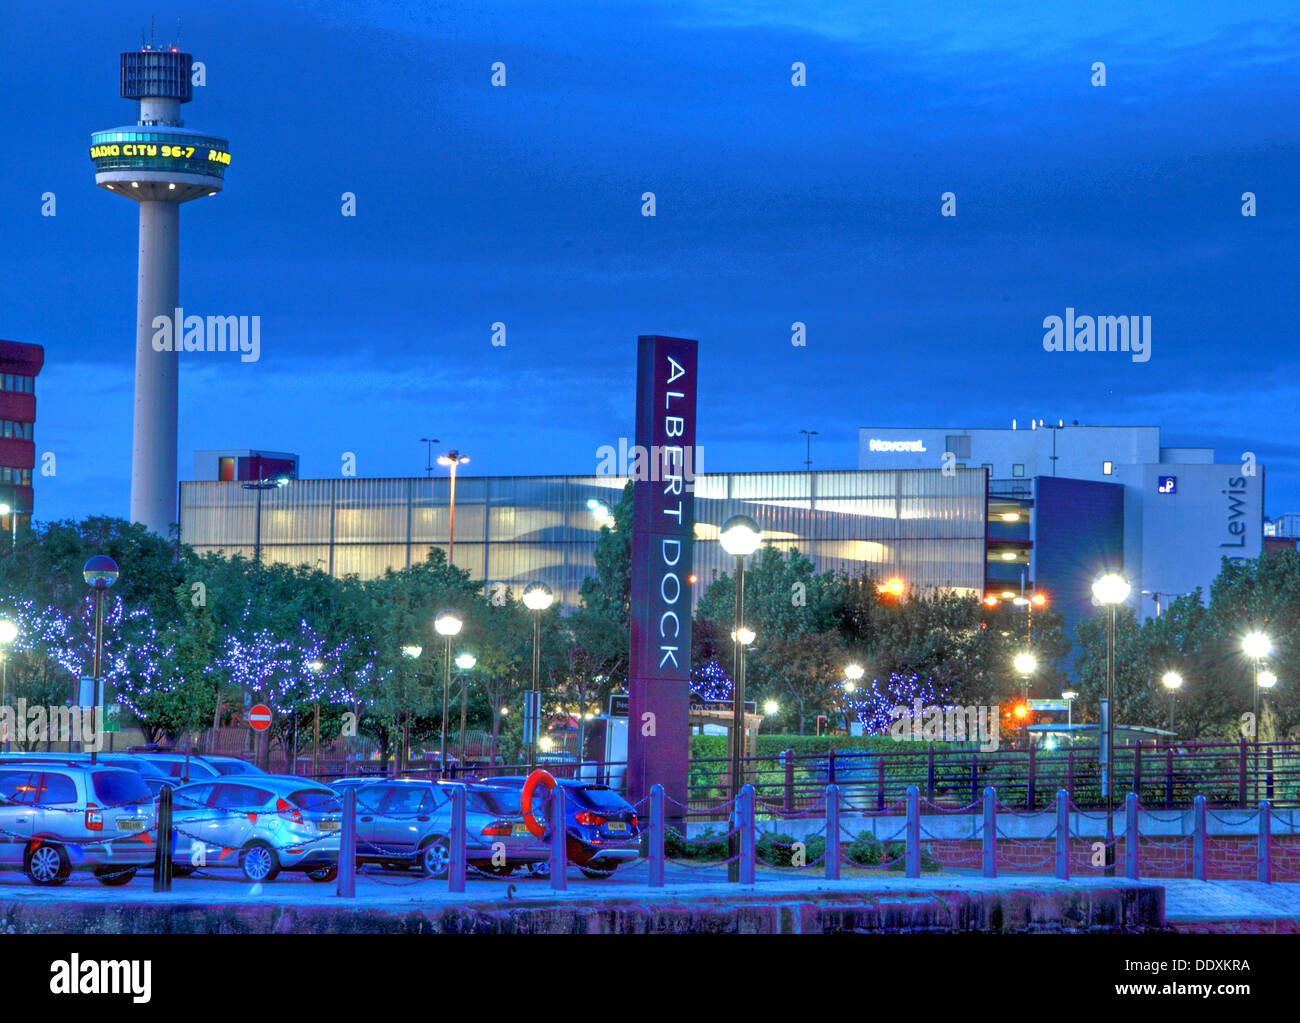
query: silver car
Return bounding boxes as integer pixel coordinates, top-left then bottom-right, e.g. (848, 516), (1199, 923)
(331, 778), (548, 878)
(169, 776), (341, 882)
(0, 761), (156, 886)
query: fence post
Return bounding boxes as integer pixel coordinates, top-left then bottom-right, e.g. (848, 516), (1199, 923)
(337, 786), (356, 898)
(1238, 739), (1248, 808)
(1266, 747), (1275, 803)
(905, 785), (920, 878)
(152, 784), (173, 893)
(970, 753), (978, 808)
(1133, 742), (1142, 802)
(1164, 748), (1174, 807)
(825, 783), (840, 880)
(828, 748), (837, 784)
(1259, 800), (1271, 884)
(782, 750), (794, 814)
(876, 757), (885, 812)
(1066, 748), (1074, 803)
(1055, 789), (1069, 880)
(926, 745), (936, 804)
(738, 784), (756, 885)
(648, 784), (665, 888)
(1124, 792), (1139, 880)
(1193, 795), (1207, 881)
(448, 783), (467, 894)
(549, 785), (568, 891)
(1027, 744), (1036, 810)
(982, 786), (997, 878)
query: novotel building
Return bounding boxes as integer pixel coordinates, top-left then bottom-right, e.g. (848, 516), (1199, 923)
(91, 44), (231, 537)
(859, 422), (1265, 631)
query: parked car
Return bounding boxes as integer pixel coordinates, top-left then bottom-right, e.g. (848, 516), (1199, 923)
(489, 776), (640, 879)
(199, 755), (267, 777)
(328, 777), (549, 878)
(0, 761), (156, 886)
(124, 752), (221, 783)
(168, 777), (341, 882)
(0, 752), (172, 789)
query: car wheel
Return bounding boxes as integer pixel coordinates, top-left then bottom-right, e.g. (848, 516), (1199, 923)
(418, 836), (451, 879)
(580, 866), (616, 880)
(307, 864), (338, 883)
(239, 841), (281, 882)
(93, 866), (138, 886)
(25, 843), (71, 886)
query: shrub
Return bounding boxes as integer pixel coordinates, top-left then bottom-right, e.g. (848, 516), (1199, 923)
(664, 826), (728, 861)
(756, 831), (826, 868)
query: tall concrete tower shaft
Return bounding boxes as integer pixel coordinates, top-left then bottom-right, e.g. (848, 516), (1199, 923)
(90, 47), (231, 536)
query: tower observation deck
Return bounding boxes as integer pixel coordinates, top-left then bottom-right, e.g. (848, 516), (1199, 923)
(90, 46), (231, 535)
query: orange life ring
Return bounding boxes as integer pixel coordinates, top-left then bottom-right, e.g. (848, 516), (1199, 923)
(520, 769), (556, 839)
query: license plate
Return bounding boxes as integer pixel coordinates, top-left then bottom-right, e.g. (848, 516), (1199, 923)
(116, 819), (144, 832)
(513, 823), (531, 836)
(318, 820), (340, 832)
(606, 822), (627, 833)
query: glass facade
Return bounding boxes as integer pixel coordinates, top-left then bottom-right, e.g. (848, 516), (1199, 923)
(179, 469), (987, 609)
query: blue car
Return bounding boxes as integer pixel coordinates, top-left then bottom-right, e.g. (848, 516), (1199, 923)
(488, 776), (641, 879)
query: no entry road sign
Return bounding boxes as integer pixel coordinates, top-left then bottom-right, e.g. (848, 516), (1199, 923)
(249, 704), (272, 732)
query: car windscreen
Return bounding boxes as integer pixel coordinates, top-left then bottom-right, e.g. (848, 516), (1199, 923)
(92, 769), (152, 806)
(292, 788), (341, 813)
(568, 786), (631, 812)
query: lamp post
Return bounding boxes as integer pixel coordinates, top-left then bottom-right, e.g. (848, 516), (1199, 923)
(240, 476), (290, 565)
(434, 611), (462, 778)
(719, 514), (762, 883)
(82, 555), (120, 765)
(307, 658), (324, 775)
(844, 662), (864, 733)
(1257, 667), (1278, 803)
(1013, 652), (1037, 749)
(400, 645), (422, 773)
(1160, 671), (1183, 736)
(437, 450), (470, 567)
(1061, 689), (1078, 741)
(523, 582), (554, 770)
(455, 651), (476, 761)
(0, 499), (14, 553)
(0, 619), (16, 752)
(1091, 571), (1130, 877)
(1243, 631), (1272, 803)
(420, 436), (440, 477)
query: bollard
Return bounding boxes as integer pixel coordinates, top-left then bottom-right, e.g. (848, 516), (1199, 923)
(825, 783), (840, 880)
(448, 783), (467, 894)
(1259, 800), (1271, 884)
(549, 785), (567, 891)
(1124, 792), (1139, 879)
(648, 784), (665, 888)
(1192, 795), (1207, 881)
(982, 787), (997, 878)
(782, 751), (794, 814)
(1055, 789), (1070, 880)
(337, 786), (357, 898)
(738, 784), (756, 884)
(905, 785), (920, 878)
(152, 784), (173, 892)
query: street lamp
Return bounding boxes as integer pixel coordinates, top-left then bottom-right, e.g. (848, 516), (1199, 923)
(434, 611), (462, 777)
(523, 581), (553, 769)
(1061, 689), (1078, 739)
(82, 555), (120, 764)
(420, 436), (440, 477)
(0, 501), (14, 553)
(1091, 571), (1130, 876)
(455, 651), (477, 760)
(437, 450), (470, 567)
(719, 513), (761, 883)
(1160, 671), (1183, 736)
(1242, 631), (1272, 800)
(400, 645), (423, 771)
(763, 699), (779, 717)
(0, 618), (15, 752)
(1013, 652), (1037, 693)
(306, 658), (325, 774)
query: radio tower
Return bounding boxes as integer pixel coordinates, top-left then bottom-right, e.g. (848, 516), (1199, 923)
(90, 42), (231, 536)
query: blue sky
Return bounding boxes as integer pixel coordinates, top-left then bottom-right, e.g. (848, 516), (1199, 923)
(2, 0), (1298, 522)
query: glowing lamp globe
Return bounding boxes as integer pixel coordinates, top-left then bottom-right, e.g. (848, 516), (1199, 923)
(523, 582), (554, 612)
(1091, 572), (1130, 605)
(82, 555), (120, 590)
(455, 652), (477, 671)
(718, 515), (762, 558)
(434, 610), (463, 637)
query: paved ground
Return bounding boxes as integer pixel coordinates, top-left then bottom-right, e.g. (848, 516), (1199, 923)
(0, 859), (1296, 925)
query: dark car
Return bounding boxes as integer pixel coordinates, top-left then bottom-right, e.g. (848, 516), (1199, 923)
(489, 776), (640, 879)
